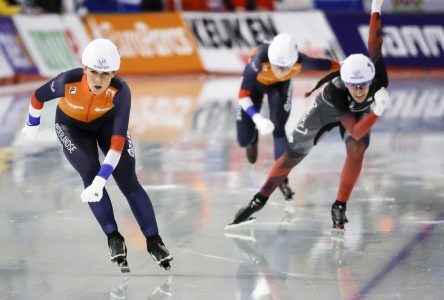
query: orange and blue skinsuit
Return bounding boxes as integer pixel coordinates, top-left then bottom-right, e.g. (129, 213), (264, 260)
(26, 68), (159, 238)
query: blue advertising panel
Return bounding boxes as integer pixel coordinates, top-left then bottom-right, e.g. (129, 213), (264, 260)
(325, 13), (444, 68)
(375, 79), (444, 132)
(0, 16), (37, 74)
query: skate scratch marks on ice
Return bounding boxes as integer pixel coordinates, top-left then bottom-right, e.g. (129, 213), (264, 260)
(182, 248), (244, 263)
(184, 248), (329, 283)
(351, 211), (444, 300)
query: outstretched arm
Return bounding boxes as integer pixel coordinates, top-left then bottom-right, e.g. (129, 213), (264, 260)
(300, 54), (340, 72)
(368, 0), (389, 87)
(368, 2), (384, 61)
(22, 73), (67, 140)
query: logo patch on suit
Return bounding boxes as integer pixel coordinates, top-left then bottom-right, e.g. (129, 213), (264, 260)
(69, 86), (77, 94)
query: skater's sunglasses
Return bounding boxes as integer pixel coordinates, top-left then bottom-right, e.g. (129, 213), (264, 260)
(344, 80), (372, 90)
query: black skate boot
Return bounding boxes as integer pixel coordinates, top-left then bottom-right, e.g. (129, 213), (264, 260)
(278, 177), (295, 201)
(226, 193), (268, 228)
(108, 232), (130, 273)
(147, 235), (173, 270)
(246, 130), (258, 164)
(331, 200), (349, 240)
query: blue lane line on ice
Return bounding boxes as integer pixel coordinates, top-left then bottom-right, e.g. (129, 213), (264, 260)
(352, 211), (444, 300)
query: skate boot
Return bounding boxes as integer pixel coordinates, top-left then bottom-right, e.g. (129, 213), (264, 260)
(331, 200), (348, 240)
(226, 193), (268, 228)
(108, 232), (130, 273)
(278, 177), (295, 201)
(147, 235), (173, 270)
(246, 130), (258, 164)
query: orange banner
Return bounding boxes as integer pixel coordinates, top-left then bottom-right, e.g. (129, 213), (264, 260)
(83, 13), (204, 74)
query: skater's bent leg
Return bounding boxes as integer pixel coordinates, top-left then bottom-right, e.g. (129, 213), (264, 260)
(259, 151), (305, 197)
(111, 137), (159, 238)
(113, 169), (159, 238)
(56, 123), (119, 235)
(273, 136), (287, 161)
(80, 161), (118, 235)
(336, 139), (368, 203)
(124, 185), (159, 238)
(88, 189), (119, 235)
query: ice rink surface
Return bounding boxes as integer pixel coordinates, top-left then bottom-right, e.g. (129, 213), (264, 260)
(1, 75), (444, 300)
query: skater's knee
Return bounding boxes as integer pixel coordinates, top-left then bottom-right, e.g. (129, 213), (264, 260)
(346, 141), (367, 161)
(286, 144), (308, 160)
(238, 133), (256, 147)
(81, 165), (101, 186)
(82, 173), (98, 187)
(272, 126), (285, 138)
(238, 139), (250, 148)
(116, 179), (141, 195)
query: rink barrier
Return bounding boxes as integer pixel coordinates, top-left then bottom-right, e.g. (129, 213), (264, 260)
(83, 12), (205, 74)
(0, 11), (443, 84)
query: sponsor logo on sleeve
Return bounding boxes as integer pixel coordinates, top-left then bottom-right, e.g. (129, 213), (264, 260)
(69, 86), (77, 94)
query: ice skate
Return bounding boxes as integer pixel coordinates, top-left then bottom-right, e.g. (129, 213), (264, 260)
(331, 200), (348, 240)
(278, 177), (295, 200)
(246, 130), (258, 164)
(108, 232), (130, 273)
(147, 235), (173, 270)
(225, 193), (268, 229)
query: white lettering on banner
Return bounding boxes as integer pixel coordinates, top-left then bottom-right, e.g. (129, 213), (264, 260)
(185, 14), (278, 49)
(359, 25), (444, 57)
(88, 19), (193, 58)
(383, 89), (444, 119)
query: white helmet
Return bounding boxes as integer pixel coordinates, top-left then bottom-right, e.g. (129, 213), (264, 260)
(82, 38), (120, 72)
(340, 54), (375, 84)
(268, 33), (298, 67)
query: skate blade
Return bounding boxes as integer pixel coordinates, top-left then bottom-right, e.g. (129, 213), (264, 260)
(224, 217), (256, 230)
(120, 265), (130, 273)
(331, 228), (345, 241)
(117, 260), (130, 273)
(161, 261), (172, 270)
(283, 192), (295, 201)
(151, 255), (173, 270)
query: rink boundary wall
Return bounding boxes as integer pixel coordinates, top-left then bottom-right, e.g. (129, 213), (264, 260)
(0, 11), (443, 84)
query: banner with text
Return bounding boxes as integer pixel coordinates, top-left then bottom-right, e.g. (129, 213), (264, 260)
(183, 11), (342, 73)
(362, 0), (444, 13)
(325, 13), (444, 68)
(0, 16), (37, 75)
(83, 13), (205, 74)
(12, 14), (90, 77)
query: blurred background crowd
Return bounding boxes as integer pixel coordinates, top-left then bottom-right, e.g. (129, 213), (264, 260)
(1, 0), (442, 14)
